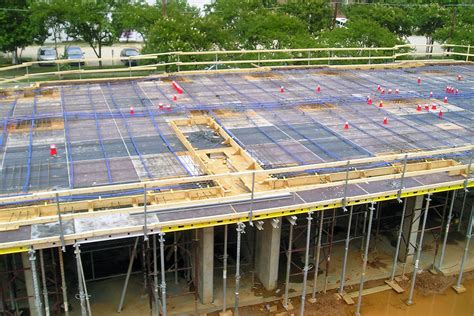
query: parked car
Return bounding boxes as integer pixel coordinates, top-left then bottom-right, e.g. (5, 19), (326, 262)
(205, 63), (233, 71)
(64, 46), (85, 66)
(335, 17), (348, 28)
(120, 48), (140, 66)
(37, 47), (57, 66)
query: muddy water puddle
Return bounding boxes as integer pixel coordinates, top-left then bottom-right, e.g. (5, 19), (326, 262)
(361, 278), (474, 316)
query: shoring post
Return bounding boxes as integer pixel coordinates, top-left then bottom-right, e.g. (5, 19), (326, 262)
(117, 237), (139, 313)
(159, 232), (167, 316)
(453, 205), (474, 293)
(308, 51), (311, 66)
(368, 50), (371, 65)
(324, 209), (336, 293)
(143, 184), (148, 241)
(39, 250), (50, 316)
(215, 53), (218, 71)
(26, 65), (30, 84)
(354, 202), (375, 316)
(342, 161), (350, 209)
(459, 151), (473, 231)
(74, 244), (87, 316)
(29, 248), (44, 316)
(466, 45), (471, 62)
(406, 194), (431, 306)
(174, 232), (178, 284)
(55, 193), (66, 251)
(58, 248), (70, 316)
(458, 192), (468, 232)
(283, 216), (297, 310)
(153, 234), (160, 316)
(389, 198), (408, 282)
(360, 206), (368, 252)
(78, 248), (91, 315)
(339, 206), (354, 294)
(141, 240), (147, 291)
(310, 210), (324, 302)
(437, 190), (456, 271)
(249, 171), (256, 226)
(234, 222), (245, 316)
(257, 52), (260, 67)
(222, 224), (228, 313)
(128, 59), (132, 78)
(397, 154), (408, 203)
(299, 211), (313, 316)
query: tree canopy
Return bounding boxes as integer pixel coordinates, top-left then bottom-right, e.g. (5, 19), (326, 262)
(0, 0), (472, 65)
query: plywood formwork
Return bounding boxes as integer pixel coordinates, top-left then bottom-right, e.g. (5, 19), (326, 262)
(0, 63), (472, 253)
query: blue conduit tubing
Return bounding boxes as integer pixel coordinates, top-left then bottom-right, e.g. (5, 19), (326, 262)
(105, 83), (154, 179)
(215, 76), (348, 159)
(130, 82), (192, 177)
(60, 87), (76, 188)
(0, 98), (17, 149)
(2, 150), (469, 207)
(291, 76), (418, 153)
(22, 94), (37, 193)
(246, 75), (375, 158)
(87, 85), (113, 184)
(216, 74), (340, 161)
(345, 69), (474, 140)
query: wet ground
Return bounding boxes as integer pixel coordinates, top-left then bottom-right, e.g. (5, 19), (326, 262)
(234, 274), (474, 316)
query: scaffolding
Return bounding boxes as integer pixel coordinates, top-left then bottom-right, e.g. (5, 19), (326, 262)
(0, 61), (472, 315)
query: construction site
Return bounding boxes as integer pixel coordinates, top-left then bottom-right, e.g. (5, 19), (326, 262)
(0, 49), (473, 316)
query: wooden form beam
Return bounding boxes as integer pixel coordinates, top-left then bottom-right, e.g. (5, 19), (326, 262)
(0, 159), (470, 232)
(0, 176), (472, 253)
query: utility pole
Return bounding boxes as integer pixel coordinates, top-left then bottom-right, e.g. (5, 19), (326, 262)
(162, 0), (167, 17)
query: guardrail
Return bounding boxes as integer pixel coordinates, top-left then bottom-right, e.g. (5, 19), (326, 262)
(0, 44), (472, 87)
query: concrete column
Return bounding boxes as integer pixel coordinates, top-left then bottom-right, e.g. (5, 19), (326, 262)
(197, 227), (214, 304)
(255, 218), (282, 290)
(398, 195), (424, 263)
(21, 252), (38, 315)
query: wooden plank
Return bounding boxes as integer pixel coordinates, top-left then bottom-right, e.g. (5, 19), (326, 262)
(385, 280), (405, 293)
(338, 292), (355, 305)
(348, 284), (392, 299)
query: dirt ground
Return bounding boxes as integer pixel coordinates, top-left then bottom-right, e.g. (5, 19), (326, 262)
(214, 271), (474, 315)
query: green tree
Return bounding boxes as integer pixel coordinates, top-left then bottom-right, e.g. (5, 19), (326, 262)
(142, 0), (211, 66)
(411, 4), (449, 53)
(0, 0), (48, 64)
(204, 0), (316, 50)
(278, 0), (333, 35)
(434, 6), (474, 57)
(63, 0), (124, 65)
(30, 0), (69, 56)
(112, 0), (161, 43)
(318, 20), (403, 48)
(344, 3), (413, 38)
